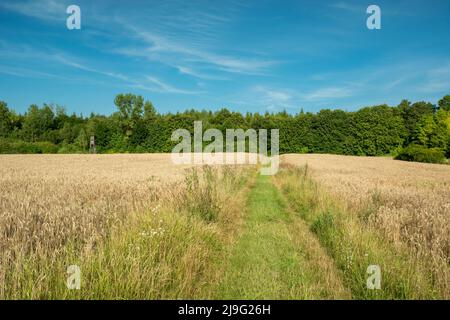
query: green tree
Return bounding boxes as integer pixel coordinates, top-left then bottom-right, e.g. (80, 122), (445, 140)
(309, 109), (350, 154)
(114, 93), (144, 138)
(438, 95), (450, 112)
(413, 111), (449, 150)
(86, 116), (118, 151)
(0, 101), (12, 137)
(436, 109), (450, 157)
(0, 93), (449, 156)
(144, 101), (157, 121)
(397, 100), (435, 143)
(351, 105), (407, 156)
(414, 114), (438, 147)
(22, 104), (54, 142)
(74, 128), (89, 150)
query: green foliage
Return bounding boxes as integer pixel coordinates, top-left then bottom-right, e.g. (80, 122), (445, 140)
(438, 95), (450, 111)
(413, 113), (448, 149)
(57, 143), (86, 154)
(350, 105), (407, 156)
(0, 101), (12, 137)
(396, 100), (435, 142)
(309, 109), (351, 154)
(1, 94), (449, 162)
(74, 128), (88, 150)
(33, 141), (59, 154)
(0, 138), (57, 154)
(395, 144), (446, 164)
(114, 93), (145, 138)
(143, 101), (157, 121)
(109, 132), (129, 152)
(22, 104), (55, 142)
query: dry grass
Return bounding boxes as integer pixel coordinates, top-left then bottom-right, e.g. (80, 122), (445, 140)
(281, 154), (450, 297)
(0, 154), (253, 299)
(1, 153), (448, 299)
(0, 154), (189, 259)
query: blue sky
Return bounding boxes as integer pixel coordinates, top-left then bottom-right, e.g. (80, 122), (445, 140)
(0, 0), (449, 115)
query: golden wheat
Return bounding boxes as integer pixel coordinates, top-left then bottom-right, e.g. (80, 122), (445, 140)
(282, 154), (450, 296)
(0, 154), (194, 296)
(0, 154), (254, 299)
(2, 153), (448, 299)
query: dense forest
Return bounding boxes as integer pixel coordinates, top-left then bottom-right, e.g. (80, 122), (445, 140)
(1, 94), (449, 163)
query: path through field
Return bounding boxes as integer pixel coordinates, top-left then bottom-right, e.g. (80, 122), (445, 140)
(218, 175), (350, 299)
(1, 154), (447, 299)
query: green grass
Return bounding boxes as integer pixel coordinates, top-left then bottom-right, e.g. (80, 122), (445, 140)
(274, 165), (443, 299)
(2, 166), (253, 300)
(217, 175), (350, 299)
(3, 164), (444, 299)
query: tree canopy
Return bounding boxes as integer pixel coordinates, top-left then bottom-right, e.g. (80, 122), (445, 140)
(1, 93), (449, 162)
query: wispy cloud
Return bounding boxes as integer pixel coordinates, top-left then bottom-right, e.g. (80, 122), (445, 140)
(0, 0), (67, 21)
(304, 87), (353, 101)
(0, 40), (196, 95)
(420, 62), (450, 93)
(50, 52), (199, 95)
(52, 54), (131, 82)
(226, 85), (297, 112)
(0, 0), (447, 114)
(330, 1), (363, 13)
(119, 25), (277, 75)
(253, 86), (292, 103)
(142, 76), (200, 95)
(176, 66), (228, 80)
(0, 40), (130, 83)
(0, 65), (69, 80)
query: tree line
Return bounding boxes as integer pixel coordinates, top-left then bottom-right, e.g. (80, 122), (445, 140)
(0, 94), (449, 162)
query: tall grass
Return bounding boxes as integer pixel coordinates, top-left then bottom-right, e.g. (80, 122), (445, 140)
(274, 164), (449, 299)
(1, 165), (254, 299)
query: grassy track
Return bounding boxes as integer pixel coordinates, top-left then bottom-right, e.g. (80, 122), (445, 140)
(3, 160), (446, 299)
(217, 175), (350, 299)
(274, 164), (445, 299)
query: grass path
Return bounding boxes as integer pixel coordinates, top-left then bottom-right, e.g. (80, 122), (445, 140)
(217, 175), (350, 299)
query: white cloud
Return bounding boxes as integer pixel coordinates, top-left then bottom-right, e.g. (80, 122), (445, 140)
(330, 2), (363, 13)
(304, 87), (352, 101)
(143, 76), (200, 95)
(420, 63), (450, 93)
(118, 23), (277, 76)
(253, 86), (292, 103)
(176, 66), (228, 81)
(52, 54), (131, 82)
(0, 0), (67, 21)
(0, 65), (68, 80)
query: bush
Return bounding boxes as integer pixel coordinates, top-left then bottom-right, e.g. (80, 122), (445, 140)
(446, 140), (450, 159)
(57, 144), (86, 154)
(132, 145), (148, 153)
(0, 138), (57, 154)
(34, 141), (58, 154)
(395, 144), (446, 164)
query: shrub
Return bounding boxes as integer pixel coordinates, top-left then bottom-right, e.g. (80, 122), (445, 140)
(395, 144), (446, 164)
(34, 141), (58, 154)
(0, 138), (57, 154)
(446, 139), (450, 159)
(133, 145), (147, 153)
(57, 144), (86, 154)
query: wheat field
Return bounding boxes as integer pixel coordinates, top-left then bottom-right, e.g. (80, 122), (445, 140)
(0, 154), (191, 254)
(282, 154), (450, 260)
(0, 154), (194, 298)
(0, 153), (449, 299)
(281, 154), (450, 297)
